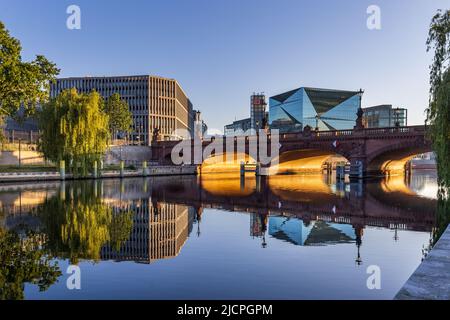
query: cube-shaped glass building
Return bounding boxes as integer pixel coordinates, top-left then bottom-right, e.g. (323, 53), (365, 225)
(269, 87), (362, 132)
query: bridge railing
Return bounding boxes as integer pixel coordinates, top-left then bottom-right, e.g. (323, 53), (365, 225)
(315, 130), (353, 137)
(152, 125), (427, 147)
(277, 125), (426, 141)
(361, 125), (426, 136)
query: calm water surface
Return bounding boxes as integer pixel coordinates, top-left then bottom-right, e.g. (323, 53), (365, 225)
(0, 171), (438, 299)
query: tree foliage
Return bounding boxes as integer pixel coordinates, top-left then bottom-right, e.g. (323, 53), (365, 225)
(103, 93), (132, 139)
(0, 115), (5, 143)
(38, 181), (133, 264)
(109, 210), (134, 252)
(433, 195), (450, 245)
(426, 9), (450, 192)
(0, 228), (61, 300)
(38, 88), (110, 176)
(0, 21), (59, 118)
(429, 70), (450, 190)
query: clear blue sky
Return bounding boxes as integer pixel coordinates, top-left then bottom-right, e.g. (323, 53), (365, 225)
(1, 0), (449, 131)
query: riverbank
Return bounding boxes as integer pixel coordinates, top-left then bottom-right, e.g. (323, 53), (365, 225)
(0, 165), (198, 183)
(395, 224), (450, 300)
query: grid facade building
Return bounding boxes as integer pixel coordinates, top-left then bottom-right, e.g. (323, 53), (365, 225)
(50, 75), (193, 145)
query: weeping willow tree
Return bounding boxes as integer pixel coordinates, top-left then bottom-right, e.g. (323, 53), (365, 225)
(38, 88), (110, 176)
(426, 9), (450, 190)
(38, 181), (133, 264)
(426, 9), (450, 243)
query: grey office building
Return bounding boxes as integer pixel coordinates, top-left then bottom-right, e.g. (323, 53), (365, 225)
(50, 75), (193, 145)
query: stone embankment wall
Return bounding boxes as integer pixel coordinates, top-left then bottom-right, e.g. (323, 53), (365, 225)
(0, 150), (46, 165)
(103, 145), (153, 165)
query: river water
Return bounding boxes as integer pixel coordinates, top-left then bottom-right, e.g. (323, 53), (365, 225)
(0, 171), (438, 299)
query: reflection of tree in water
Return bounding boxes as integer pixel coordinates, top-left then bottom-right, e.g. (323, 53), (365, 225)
(422, 190), (450, 259)
(0, 228), (61, 300)
(433, 191), (450, 246)
(109, 210), (133, 252)
(38, 181), (133, 264)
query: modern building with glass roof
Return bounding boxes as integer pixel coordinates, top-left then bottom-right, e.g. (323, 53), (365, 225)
(268, 216), (356, 246)
(269, 87), (363, 132)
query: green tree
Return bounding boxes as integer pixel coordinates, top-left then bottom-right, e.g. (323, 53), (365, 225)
(38, 88), (110, 176)
(433, 195), (450, 245)
(104, 93), (132, 141)
(0, 228), (61, 300)
(0, 115), (5, 143)
(0, 21), (59, 118)
(426, 9), (450, 191)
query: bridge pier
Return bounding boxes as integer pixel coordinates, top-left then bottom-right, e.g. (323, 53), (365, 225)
(255, 162), (271, 176)
(336, 163), (345, 181)
(349, 180), (364, 197)
(349, 160), (364, 180)
(324, 162), (333, 175)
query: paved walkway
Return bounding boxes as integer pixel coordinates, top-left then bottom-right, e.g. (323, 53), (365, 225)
(396, 225), (450, 300)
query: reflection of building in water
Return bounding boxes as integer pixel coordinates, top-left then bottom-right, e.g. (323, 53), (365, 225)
(250, 213), (266, 237)
(408, 171), (438, 199)
(250, 213), (268, 248)
(268, 216), (356, 246)
(0, 188), (56, 235)
(101, 199), (195, 263)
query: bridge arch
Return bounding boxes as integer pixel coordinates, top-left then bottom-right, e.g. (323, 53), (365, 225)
(366, 140), (432, 175)
(200, 152), (256, 174)
(268, 149), (349, 175)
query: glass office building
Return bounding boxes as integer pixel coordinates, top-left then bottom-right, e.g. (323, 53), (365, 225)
(362, 105), (407, 128)
(269, 87), (362, 132)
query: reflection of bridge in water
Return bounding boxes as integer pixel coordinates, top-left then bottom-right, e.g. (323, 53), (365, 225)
(144, 174), (436, 233)
(0, 174), (436, 264)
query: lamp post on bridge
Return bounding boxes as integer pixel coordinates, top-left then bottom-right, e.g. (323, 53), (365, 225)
(354, 89), (365, 131)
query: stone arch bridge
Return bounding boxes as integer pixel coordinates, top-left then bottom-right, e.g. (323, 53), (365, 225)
(151, 125), (431, 178)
